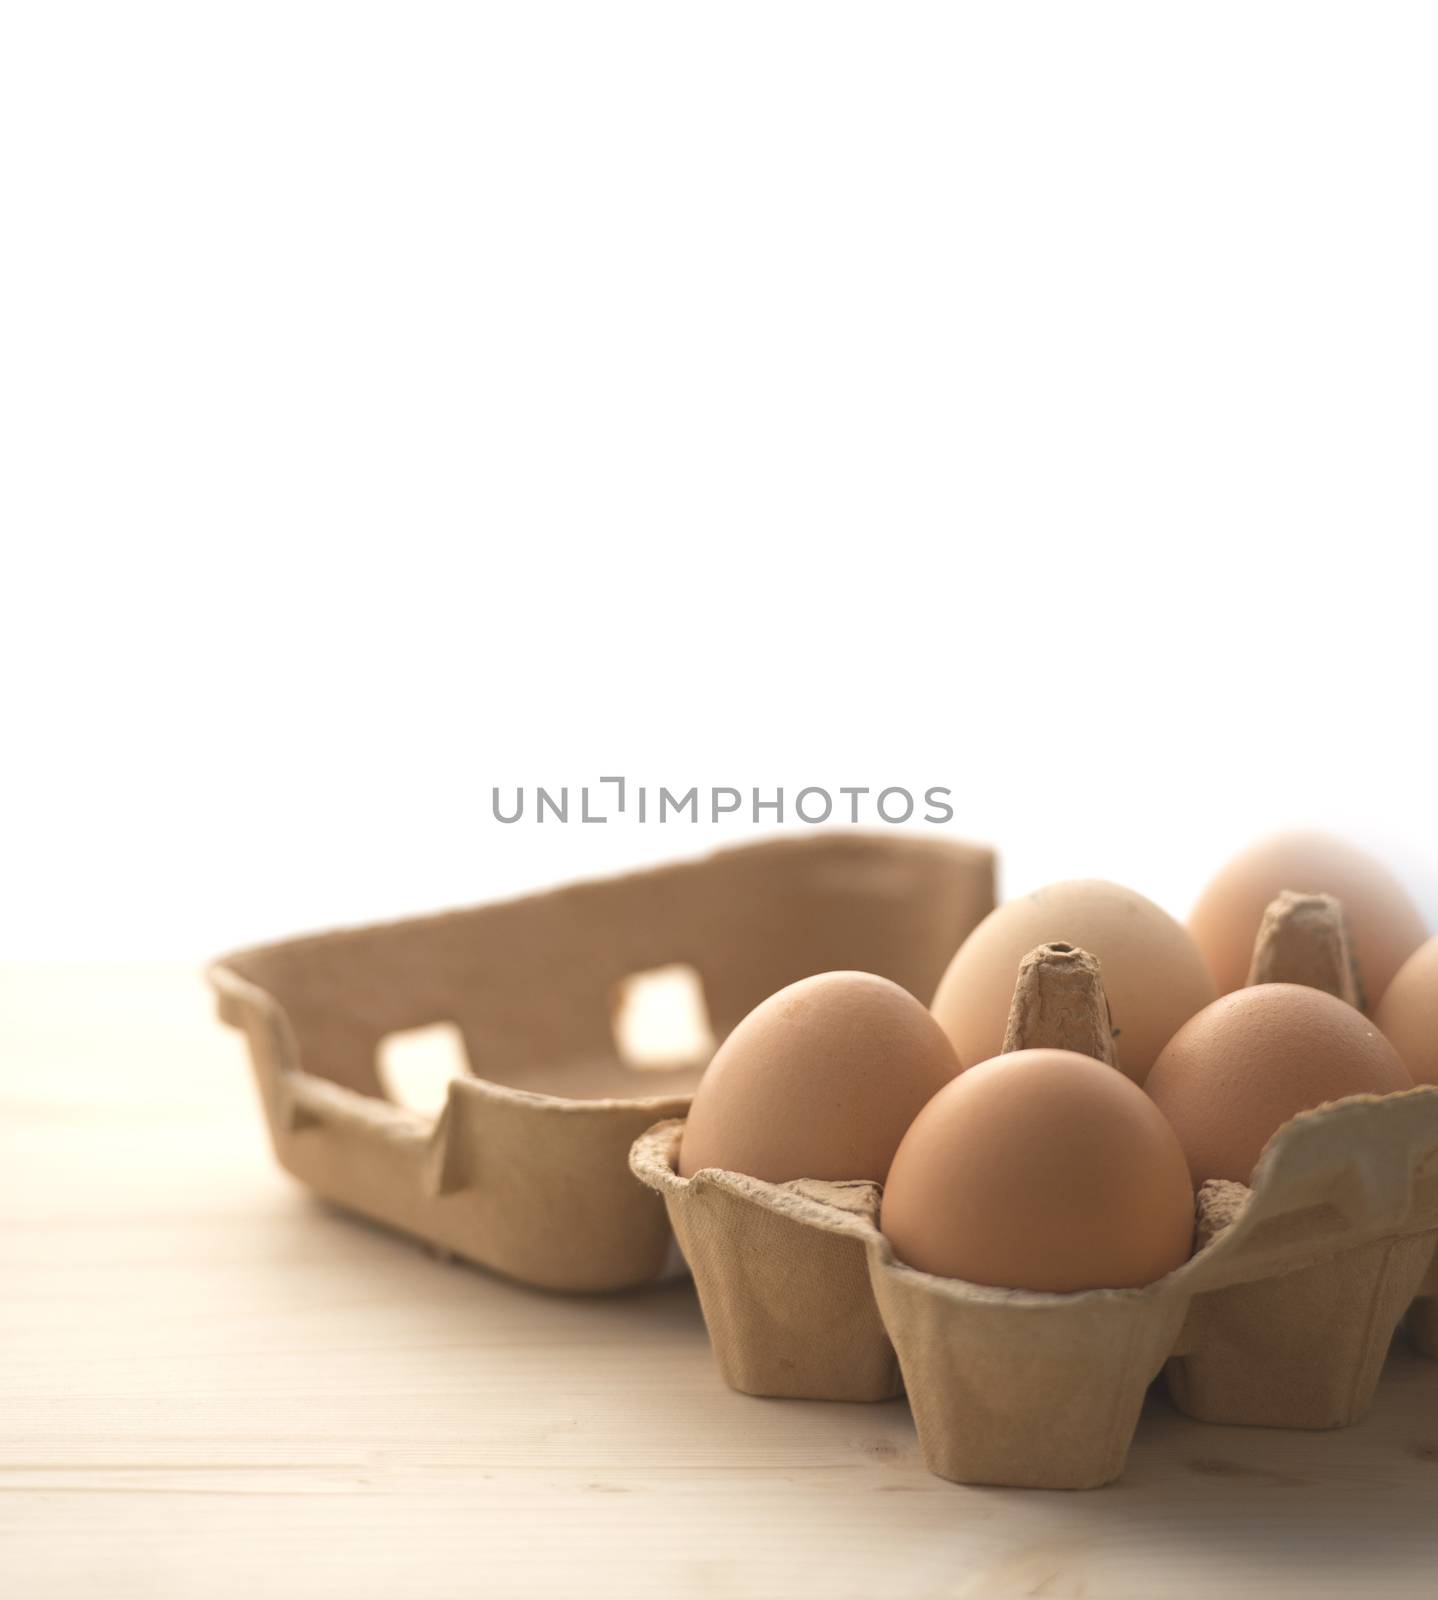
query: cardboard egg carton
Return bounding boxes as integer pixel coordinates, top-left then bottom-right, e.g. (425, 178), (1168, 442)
(1413, 1256), (1438, 1357)
(208, 832), (995, 1293)
(632, 901), (1438, 1489)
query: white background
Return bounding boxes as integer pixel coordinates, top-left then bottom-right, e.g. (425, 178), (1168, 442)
(4, 3), (1436, 959)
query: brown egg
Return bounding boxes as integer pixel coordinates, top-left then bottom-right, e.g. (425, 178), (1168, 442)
(1145, 984), (1412, 1184)
(1374, 935), (1438, 1086)
(930, 881), (1215, 1084)
(677, 971), (961, 1183)
(880, 1049), (1194, 1291)
(1188, 833), (1427, 1007)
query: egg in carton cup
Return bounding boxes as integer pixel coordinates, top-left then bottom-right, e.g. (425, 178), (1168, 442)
(633, 901), (1438, 1490)
(208, 832), (996, 1293)
(1160, 891), (1438, 1430)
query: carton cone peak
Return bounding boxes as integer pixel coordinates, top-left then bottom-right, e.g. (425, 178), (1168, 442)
(1245, 891), (1362, 1009)
(1001, 942), (1117, 1066)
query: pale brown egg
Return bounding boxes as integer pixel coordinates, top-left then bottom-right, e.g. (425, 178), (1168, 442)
(1145, 984), (1412, 1184)
(880, 1049), (1195, 1291)
(677, 971), (961, 1183)
(1188, 833), (1427, 1008)
(929, 881), (1215, 1084)
(1374, 935), (1438, 1086)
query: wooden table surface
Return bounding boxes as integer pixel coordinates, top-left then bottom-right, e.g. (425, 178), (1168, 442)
(4, 964), (1437, 1599)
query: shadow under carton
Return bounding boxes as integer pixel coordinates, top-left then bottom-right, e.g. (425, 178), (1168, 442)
(208, 831), (995, 1293)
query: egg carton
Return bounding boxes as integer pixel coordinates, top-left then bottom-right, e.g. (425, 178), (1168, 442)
(208, 831), (995, 1293)
(1414, 1256), (1438, 1356)
(631, 898), (1438, 1489)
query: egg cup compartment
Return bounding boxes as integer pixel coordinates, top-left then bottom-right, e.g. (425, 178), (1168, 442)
(209, 832), (995, 1294)
(868, 1086), (1438, 1488)
(867, 1243), (1186, 1490)
(1230, 888), (1438, 1354)
(637, 1087), (1438, 1489)
(1165, 1179), (1438, 1429)
(630, 1121), (900, 1401)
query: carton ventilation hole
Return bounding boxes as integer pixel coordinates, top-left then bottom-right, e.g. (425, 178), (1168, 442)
(376, 1022), (471, 1115)
(612, 963), (716, 1070)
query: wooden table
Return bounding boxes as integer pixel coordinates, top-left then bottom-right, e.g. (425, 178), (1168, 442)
(4, 965), (1437, 1599)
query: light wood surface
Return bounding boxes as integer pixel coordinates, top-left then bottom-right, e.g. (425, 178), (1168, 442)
(3, 965), (1437, 1599)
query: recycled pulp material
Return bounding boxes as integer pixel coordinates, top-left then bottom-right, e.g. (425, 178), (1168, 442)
(626, 946), (1117, 1403)
(1413, 1257), (1438, 1357)
(1164, 891), (1425, 1433)
(631, 1123), (900, 1401)
(208, 831), (995, 1293)
(1245, 889), (1362, 1005)
(633, 912), (1438, 1489)
(871, 1089), (1438, 1488)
